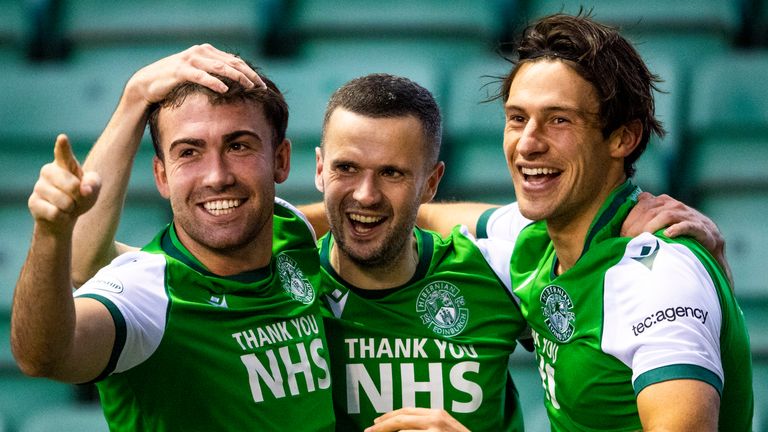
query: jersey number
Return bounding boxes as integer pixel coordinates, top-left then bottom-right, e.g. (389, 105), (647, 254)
(537, 355), (560, 409)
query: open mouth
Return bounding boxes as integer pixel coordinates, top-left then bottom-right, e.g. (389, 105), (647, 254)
(347, 213), (385, 234)
(521, 167), (561, 183)
(203, 199), (242, 216)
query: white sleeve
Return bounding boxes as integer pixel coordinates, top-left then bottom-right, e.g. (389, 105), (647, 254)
(456, 225), (515, 295)
(601, 233), (723, 391)
(74, 251), (169, 374)
(481, 202), (532, 242)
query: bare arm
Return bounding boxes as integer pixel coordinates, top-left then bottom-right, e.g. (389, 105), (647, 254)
(364, 408), (470, 432)
(71, 44), (263, 286)
(416, 201), (497, 236)
(622, 192), (733, 285)
(11, 135), (115, 383)
(297, 202), (330, 237)
(637, 379), (719, 431)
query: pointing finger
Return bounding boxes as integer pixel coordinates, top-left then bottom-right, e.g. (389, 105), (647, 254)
(53, 134), (82, 178)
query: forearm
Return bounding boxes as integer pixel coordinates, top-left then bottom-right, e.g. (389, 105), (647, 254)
(297, 202), (330, 237)
(71, 87), (149, 286)
(11, 226), (77, 377)
(417, 201), (496, 236)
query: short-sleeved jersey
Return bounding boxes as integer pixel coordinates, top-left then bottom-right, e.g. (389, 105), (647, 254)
(480, 182), (753, 431)
(319, 226), (528, 431)
(74, 199), (335, 431)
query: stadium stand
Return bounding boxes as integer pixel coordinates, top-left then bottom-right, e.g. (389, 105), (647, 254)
(685, 52), (768, 360)
(0, 1), (764, 429)
(18, 405), (107, 432)
(439, 54), (513, 203)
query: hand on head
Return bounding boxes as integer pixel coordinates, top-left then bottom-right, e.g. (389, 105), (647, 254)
(126, 44), (265, 107)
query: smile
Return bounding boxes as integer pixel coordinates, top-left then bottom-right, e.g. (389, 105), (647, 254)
(521, 167), (560, 176)
(349, 213), (384, 224)
(203, 199), (241, 216)
(347, 213), (385, 234)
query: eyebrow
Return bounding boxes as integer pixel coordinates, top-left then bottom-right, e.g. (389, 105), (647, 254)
(222, 130), (263, 144)
(505, 104), (600, 122)
(167, 130), (264, 154)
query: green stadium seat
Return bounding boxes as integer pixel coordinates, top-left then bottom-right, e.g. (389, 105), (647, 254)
(0, 204), (33, 313)
(632, 56), (684, 195)
(440, 54), (513, 203)
(283, 0), (511, 57)
(288, 0), (508, 40)
(0, 310), (12, 370)
(684, 53), (768, 320)
(266, 56), (442, 203)
(753, 360), (768, 431)
(19, 404), (108, 432)
(0, 371), (77, 431)
(62, 0), (274, 57)
(686, 53), (768, 191)
(0, 60), (128, 149)
(115, 199), (172, 248)
(0, 0), (26, 48)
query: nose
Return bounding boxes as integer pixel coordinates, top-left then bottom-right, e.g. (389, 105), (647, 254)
(202, 153), (236, 189)
(515, 118), (548, 158)
(352, 171), (381, 207)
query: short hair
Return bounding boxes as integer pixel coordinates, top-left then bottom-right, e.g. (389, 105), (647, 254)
(501, 13), (665, 177)
(148, 71), (288, 160)
(321, 73), (442, 167)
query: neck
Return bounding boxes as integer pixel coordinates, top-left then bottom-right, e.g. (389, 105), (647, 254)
(177, 226), (273, 277)
(330, 234), (419, 290)
(548, 177), (628, 274)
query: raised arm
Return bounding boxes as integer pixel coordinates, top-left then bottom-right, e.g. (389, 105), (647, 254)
(71, 44), (263, 286)
(11, 135), (114, 383)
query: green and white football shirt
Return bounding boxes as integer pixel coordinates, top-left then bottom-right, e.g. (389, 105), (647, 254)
(479, 182), (754, 431)
(320, 226), (528, 431)
(75, 199), (335, 431)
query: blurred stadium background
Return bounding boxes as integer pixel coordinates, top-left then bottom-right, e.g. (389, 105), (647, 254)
(0, 0), (766, 430)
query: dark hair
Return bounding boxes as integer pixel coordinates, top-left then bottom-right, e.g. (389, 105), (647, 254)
(501, 13), (665, 177)
(322, 73), (442, 167)
(148, 71), (288, 160)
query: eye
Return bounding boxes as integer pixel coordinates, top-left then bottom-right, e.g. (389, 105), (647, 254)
(381, 168), (403, 178)
(179, 148), (196, 158)
(229, 141), (248, 151)
(334, 163), (356, 174)
(552, 116), (571, 125)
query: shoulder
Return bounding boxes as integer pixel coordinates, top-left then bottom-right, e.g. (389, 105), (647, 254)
(477, 201), (533, 241)
(274, 197), (318, 251)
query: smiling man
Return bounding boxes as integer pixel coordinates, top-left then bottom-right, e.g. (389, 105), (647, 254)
(11, 69), (335, 430)
(422, 13), (754, 431)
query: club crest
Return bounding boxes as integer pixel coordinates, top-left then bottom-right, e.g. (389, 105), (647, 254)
(276, 254), (315, 304)
(540, 285), (575, 342)
(416, 281), (469, 337)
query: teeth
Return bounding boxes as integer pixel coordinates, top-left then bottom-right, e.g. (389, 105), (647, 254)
(349, 214), (383, 224)
(204, 199), (241, 215)
(521, 167), (559, 176)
